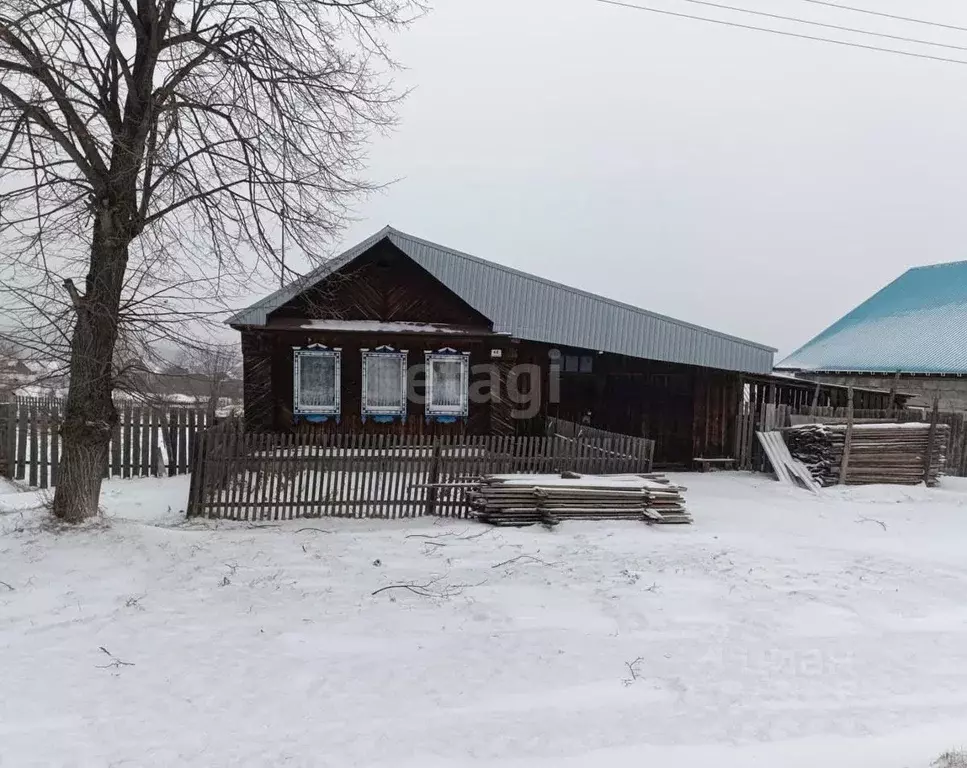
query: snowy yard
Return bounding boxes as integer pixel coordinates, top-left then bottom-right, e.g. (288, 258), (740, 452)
(2, 472), (966, 767)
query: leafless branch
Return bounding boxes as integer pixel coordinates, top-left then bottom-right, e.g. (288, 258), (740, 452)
(95, 645), (135, 668)
(623, 656), (644, 685)
(491, 554), (556, 569)
(405, 528), (493, 542)
(371, 574), (483, 599)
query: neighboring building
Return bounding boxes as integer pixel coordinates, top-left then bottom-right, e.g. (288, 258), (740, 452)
(0, 356), (66, 398)
(777, 260), (967, 411)
(229, 226), (777, 466)
(0, 357), (31, 393)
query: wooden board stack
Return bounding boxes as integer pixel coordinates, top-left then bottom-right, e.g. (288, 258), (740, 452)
(469, 473), (691, 527)
(785, 423), (949, 487)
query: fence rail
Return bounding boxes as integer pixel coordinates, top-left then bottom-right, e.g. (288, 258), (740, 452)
(187, 430), (657, 521)
(0, 400), (212, 488)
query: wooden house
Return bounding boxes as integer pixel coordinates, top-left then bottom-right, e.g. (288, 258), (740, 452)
(229, 227), (777, 467)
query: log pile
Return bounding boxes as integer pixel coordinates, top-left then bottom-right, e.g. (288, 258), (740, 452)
(785, 423), (949, 487)
(468, 473), (691, 527)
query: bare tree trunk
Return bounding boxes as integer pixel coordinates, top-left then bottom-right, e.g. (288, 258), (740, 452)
(52, 206), (130, 522)
(1, 0), (417, 523)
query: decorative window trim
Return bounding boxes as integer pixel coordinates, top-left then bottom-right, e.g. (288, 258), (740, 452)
(292, 344), (341, 420)
(425, 347), (470, 420)
(361, 346), (408, 420)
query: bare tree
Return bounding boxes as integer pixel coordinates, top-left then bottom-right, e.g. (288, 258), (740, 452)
(0, 0), (421, 521)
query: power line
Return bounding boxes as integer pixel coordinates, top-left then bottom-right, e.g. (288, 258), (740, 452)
(676, 0), (967, 53)
(595, 0), (967, 66)
(793, 0), (967, 35)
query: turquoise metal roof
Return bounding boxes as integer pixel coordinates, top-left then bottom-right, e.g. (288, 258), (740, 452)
(777, 260), (967, 374)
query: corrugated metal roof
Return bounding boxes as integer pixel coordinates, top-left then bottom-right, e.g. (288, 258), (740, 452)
(229, 226), (775, 374)
(777, 260), (967, 374)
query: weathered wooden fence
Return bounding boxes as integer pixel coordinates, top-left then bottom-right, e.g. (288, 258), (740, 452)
(548, 416), (644, 443)
(187, 430), (657, 520)
(734, 403), (967, 477)
(0, 399), (212, 488)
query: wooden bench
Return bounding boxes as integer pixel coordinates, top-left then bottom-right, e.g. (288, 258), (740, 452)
(693, 457), (736, 472)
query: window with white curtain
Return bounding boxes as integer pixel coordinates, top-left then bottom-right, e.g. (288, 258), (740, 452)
(361, 348), (408, 417)
(425, 350), (470, 417)
(293, 346), (341, 415)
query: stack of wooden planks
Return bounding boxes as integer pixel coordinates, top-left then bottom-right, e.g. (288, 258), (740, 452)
(785, 422), (949, 487)
(468, 473), (691, 527)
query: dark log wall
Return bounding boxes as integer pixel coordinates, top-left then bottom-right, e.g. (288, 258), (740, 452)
(692, 369), (742, 461)
(241, 331), (274, 430)
(266, 330), (512, 435)
(243, 328), (744, 460)
(489, 352), (521, 438)
(518, 342), (738, 466)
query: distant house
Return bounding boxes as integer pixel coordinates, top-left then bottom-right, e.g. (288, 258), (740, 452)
(228, 226), (780, 466)
(0, 356), (65, 398)
(777, 260), (967, 411)
(112, 356), (242, 408)
(2, 358), (30, 376)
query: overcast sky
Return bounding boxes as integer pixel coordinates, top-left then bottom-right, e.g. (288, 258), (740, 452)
(291, 0), (967, 359)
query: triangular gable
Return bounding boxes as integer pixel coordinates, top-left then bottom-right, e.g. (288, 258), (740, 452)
(264, 236), (493, 329)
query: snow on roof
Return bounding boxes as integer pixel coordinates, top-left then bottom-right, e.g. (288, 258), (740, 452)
(778, 260), (967, 374)
(292, 320), (479, 334)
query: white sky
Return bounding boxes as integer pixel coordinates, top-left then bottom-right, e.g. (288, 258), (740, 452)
(286, 0), (967, 359)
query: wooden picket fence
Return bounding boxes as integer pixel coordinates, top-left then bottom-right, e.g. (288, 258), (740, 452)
(0, 399), (212, 488)
(187, 430), (657, 520)
(734, 403), (967, 477)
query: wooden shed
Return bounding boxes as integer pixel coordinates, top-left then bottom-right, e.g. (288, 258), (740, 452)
(229, 227), (778, 467)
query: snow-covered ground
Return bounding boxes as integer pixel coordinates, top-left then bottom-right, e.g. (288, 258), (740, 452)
(2, 472), (966, 767)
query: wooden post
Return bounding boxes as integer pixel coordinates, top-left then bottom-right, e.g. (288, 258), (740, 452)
(923, 394), (940, 486)
(888, 371), (900, 418)
(424, 438), (442, 517)
(186, 431), (206, 518)
(15, 403), (28, 481)
(838, 386), (854, 486)
(810, 380), (821, 417)
(49, 406), (60, 487)
(38, 408), (49, 489)
(0, 401), (13, 479)
(27, 403), (38, 488)
(733, 378), (746, 466)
